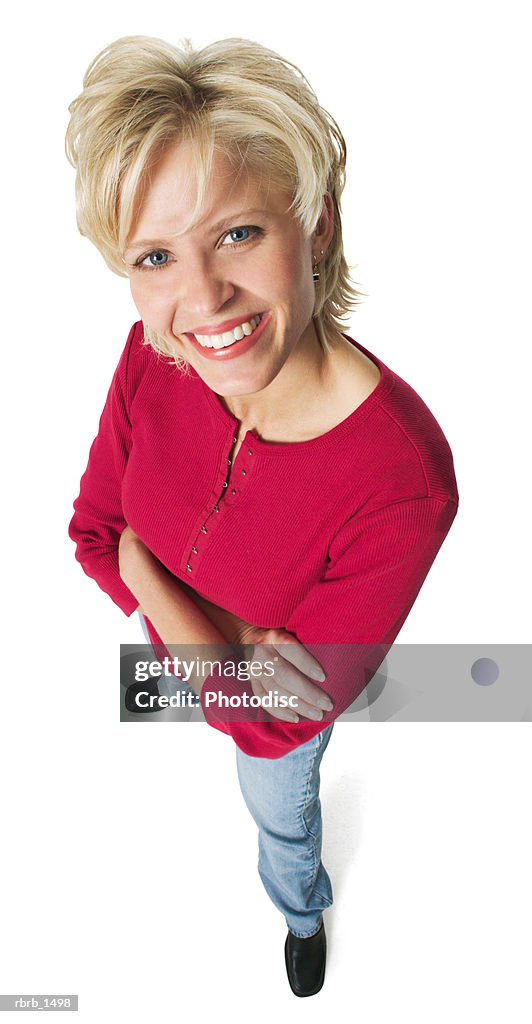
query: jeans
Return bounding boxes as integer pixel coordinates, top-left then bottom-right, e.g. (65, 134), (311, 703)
(138, 614), (334, 936)
(236, 724), (334, 937)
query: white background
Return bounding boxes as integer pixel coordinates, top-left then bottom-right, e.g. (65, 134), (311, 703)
(1, 0), (530, 1020)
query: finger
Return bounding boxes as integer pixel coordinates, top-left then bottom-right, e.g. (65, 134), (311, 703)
(250, 677), (300, 723)
(251, 676), (328, 724)
(267, 654), (334, 712)
(264, 681), (326, 722)
(269, 633), (327, 684)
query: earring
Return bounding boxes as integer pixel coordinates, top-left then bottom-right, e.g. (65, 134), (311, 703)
(312, 249), (325, 283)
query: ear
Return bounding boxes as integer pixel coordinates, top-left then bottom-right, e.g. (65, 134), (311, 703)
(312, 194), (335, 257)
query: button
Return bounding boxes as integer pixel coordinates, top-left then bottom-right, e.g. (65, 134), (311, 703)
(228, 458), (232, 465)
(231, 488), (237, 495)
(201, 526), (208, 534)
(191, 546), (198, 554)
(214, 505), (220, 513)
(223, 482), (228, 489)
(247, 449), (253, 455)
(233, 436), (237, 443)
(241, 469), (247, 476)
(186, 564), (192, 572)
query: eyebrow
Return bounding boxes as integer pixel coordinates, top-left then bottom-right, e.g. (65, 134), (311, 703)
(125, 208), (272, 254)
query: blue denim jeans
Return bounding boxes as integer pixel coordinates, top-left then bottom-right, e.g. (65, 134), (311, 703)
(236, 724), (334, 937)
(138, 614), (334, 936)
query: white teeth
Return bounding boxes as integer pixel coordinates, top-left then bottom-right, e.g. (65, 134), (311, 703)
(193, 314), (262, 349)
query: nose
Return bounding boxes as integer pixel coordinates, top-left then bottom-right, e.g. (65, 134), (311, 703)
(177, 252), (235, 323)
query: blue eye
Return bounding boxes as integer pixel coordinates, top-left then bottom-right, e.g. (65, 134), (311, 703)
(141, 250), (169, 268)
(222, 226), (253, 245)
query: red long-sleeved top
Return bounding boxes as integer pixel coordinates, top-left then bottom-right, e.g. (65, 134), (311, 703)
(69, 321), (458, 757)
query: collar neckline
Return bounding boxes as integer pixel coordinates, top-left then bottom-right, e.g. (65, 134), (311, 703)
(194, 334), (394, 454)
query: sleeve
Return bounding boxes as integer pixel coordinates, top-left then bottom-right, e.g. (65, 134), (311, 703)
(68, 322), (140, 616)
(200, 495), (459, 758)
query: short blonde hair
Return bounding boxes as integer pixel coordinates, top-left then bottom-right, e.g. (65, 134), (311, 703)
(65, 35), (362, 361)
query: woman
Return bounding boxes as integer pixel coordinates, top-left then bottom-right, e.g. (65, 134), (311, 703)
(66, 35), (459, 997)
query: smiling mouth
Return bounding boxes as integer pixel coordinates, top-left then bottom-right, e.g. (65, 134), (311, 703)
(190, 313), (264, 350)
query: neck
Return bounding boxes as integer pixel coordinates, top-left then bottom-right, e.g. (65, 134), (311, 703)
(220, 321), (335, 439)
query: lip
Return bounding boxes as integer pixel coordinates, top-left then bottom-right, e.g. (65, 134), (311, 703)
(188, 313), (263, 336)
(183, 311), (271, 361)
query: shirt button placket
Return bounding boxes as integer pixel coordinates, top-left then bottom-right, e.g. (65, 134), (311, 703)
(185, 433), (255, 574)
(186, 524), (208, 576)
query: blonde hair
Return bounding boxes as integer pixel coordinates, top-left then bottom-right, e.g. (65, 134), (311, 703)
(65, 35), (363, 362)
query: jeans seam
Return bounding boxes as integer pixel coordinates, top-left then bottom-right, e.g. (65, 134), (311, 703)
(296, 735), (322, 909)
(301, 730), (333, 906)
(300, 734), (323, 841)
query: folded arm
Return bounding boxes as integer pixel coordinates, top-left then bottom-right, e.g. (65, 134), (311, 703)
(118, 526), (332, 722)
(198, 495), (459, 757)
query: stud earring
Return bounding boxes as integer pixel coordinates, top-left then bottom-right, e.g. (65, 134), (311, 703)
(312, 249), (325, 283)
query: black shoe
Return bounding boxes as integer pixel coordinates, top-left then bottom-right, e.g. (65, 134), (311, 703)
(284, 921), (326, 997)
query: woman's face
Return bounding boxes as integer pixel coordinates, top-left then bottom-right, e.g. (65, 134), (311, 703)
(125, 140), (330, 397)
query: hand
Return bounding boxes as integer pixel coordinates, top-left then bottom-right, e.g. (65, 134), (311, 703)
(238, 625), (334, 724)
(183, 587), (254, 648)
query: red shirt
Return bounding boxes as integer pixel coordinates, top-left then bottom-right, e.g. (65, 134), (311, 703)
(69, 321), (459, 757)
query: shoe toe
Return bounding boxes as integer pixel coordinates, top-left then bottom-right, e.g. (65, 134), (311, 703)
(284, 922), (326, 997)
